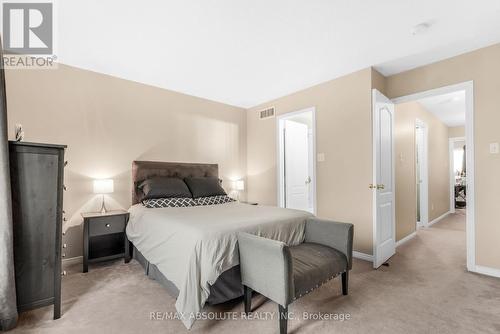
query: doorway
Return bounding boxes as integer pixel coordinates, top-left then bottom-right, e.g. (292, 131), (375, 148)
(277, 108), (316, 214)
(449, 137), (467, 213)
(391, 81), (475, 271)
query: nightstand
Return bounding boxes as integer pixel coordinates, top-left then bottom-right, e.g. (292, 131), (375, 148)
(82, 210), (130, 273)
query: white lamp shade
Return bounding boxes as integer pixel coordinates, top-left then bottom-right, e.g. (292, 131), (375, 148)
(93, 179), (114, 194)
(234, 180), (245, 191)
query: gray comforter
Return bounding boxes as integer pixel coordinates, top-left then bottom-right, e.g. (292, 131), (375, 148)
(126, 202), (312, 329)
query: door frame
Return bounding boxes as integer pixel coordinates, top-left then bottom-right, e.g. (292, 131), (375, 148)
(392, 81), (475, 271)
(372, 89), (396, 268)
(415, 119), (429, 228)
(276, 107), (317, 214)
(449, 136), (466, 214)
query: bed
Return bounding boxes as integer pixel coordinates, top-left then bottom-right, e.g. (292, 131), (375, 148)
(126, 161), (312, 329)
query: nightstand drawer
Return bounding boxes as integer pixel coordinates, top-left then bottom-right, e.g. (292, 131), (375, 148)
(88, 216), (126, 236)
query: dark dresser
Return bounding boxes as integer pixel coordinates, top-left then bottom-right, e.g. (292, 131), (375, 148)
(9, 141), (66, 319)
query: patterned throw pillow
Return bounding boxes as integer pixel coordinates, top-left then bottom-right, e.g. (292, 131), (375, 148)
(142, 197), (196, 208)
(195, 195), (235, 206)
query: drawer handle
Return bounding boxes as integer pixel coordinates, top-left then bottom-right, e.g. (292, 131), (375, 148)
(105, 223), (111, 228)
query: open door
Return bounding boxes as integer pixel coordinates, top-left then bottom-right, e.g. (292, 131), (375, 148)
(372, 89), (396, 269)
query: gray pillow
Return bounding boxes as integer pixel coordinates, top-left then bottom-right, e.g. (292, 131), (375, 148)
(184, 177), (226, 198)
(138, 177), (192, 200)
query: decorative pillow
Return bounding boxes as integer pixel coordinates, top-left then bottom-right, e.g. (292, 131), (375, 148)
(184, 177), (227, 198)
(195, 195), (235, 206)
(142, 197), (196, 208)
(138, 177), (192, 200)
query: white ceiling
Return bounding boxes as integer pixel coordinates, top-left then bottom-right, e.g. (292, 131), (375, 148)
(418, 91), (466, 127)
(57, 0), (500, 108)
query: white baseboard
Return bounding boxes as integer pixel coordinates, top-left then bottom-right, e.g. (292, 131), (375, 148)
(396, 231), (417, 247)
(427, 211), (450, 227)
(353, 251), (373, 262)
(473, 265), (500, 279)
(62, 256), (83, 269)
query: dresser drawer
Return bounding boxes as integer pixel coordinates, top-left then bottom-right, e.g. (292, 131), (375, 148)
(88, 216), (126, 236)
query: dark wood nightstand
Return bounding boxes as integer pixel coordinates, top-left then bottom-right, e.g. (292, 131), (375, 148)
(82, 210), (130, 273)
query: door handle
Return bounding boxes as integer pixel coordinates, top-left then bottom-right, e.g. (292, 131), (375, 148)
(369, 184), (375, 189)
(369, 184), (385, 190)
(305, 176), (312, 184)
(377, 184), (385, 190)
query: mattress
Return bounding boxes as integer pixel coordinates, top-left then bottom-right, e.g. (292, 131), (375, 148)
(126, 202), (312, 329)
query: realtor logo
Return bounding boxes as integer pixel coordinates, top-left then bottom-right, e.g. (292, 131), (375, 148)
(2, 2), (53, 54)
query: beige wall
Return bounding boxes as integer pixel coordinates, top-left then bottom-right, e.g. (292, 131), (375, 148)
(448, 126), (465, 138)
(386, 43), (500, 270)
(5, 64), (247, 258)
(247, 68), (375, 254)
(371, 67), (387, 94)
(394, 101), (450, 241)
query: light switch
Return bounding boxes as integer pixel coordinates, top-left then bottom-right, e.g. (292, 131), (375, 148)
(317, 153), (325, 162)
(490, 143), (499, 154)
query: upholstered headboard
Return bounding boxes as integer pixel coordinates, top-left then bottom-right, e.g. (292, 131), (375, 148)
(131, 161), (219, 205)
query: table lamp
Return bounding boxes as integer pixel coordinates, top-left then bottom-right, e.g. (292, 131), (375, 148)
(232, 179), (245, 201)
(93, 179), (114, 213)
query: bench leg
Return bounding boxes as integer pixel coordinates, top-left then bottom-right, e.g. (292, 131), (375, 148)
(278, 305), (288, 334)
(342, 271), (349, 295)
(243, 285), (252, 314)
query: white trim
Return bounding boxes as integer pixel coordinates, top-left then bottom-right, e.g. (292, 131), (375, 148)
(62, 256), (83, 269)
(392, 81), (472, 104)
(473, 265), (500, 279)
(392, 81), (475, 272)
(449, 136), (466, 214)
(396, 231), (417, 247)
(427, 211), (450, 227)
(415, 119), (429, 227)
(276, 107), (317, 215)
(353, 251), (373, 262)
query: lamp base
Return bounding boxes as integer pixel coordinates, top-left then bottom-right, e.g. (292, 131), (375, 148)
(99, 194), (108, 214)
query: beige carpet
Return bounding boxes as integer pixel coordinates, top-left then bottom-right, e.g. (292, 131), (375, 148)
(11, 210), (500, 333)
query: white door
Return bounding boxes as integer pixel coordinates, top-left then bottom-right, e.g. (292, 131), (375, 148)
(372, 89), (396, 269)
(415, 121), (428, 227)
(284, 120), (310, 211)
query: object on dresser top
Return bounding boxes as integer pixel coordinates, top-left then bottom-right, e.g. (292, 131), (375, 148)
(139, 177), (192, 200)
(93, 179), (114, 214)
(82, 210), (130, 273)
(195, 195), (235, 206)
(9, 141), (66, 320)
(184, 176), (226, 198)
(142, 197), (196, 208)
